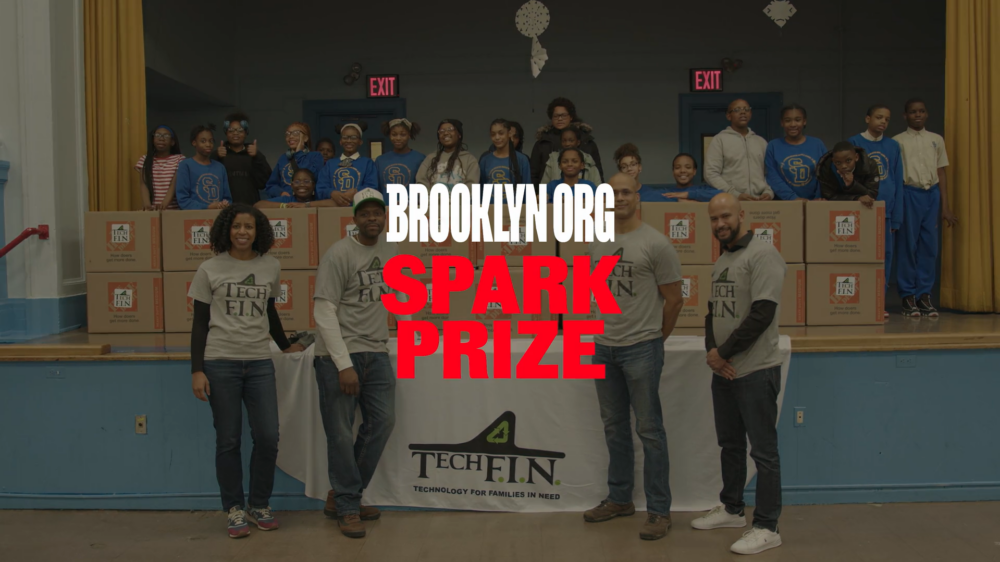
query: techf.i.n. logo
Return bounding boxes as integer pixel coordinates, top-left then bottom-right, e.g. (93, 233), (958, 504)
(409, 411), (566, 486)
(275, 280), (292, 310)
(752, 222), (781, 250)
(664, 213), (695, 244)
(106, 222), (136, 251)
(829, 273), (860, 304)
(829, 211), (861, 242)
(340, 217), (360, 239)
(107, 282), (137, 312)
(185, 219), (213, 249)
(681, 276), (698, 306)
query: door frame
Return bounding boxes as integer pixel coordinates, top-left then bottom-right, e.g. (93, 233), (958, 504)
(678, 92), (784, 155)
(302, 98), (407, 154)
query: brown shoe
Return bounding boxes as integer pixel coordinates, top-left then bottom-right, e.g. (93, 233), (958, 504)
(324, 491), (381, 521)
(337, 514), (366, 538)
(640, 514), (671, 540)
(584, 500), (636, 522)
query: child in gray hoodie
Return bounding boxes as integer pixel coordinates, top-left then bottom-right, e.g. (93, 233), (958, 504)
(704, 99), (774, 200)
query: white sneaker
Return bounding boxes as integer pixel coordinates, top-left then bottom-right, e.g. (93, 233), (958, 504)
(691, 505), (747, 530)
(730, 527), (782, 555)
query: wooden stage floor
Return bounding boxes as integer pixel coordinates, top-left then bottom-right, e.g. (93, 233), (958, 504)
(1, 312), (998, 361)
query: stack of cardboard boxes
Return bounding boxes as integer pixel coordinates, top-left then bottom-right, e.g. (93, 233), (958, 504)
(84, 199), (885, 334)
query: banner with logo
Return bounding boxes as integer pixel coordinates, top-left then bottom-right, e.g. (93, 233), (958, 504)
(274, 336), (790, 513)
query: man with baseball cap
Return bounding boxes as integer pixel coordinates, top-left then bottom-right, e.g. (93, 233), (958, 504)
(313, 188), (407, 538)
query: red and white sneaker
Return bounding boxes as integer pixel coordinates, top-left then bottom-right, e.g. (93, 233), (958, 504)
(227, 506), (250, 539)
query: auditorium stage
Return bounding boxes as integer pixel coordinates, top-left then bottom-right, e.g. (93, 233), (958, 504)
(1, 312), (998, 360)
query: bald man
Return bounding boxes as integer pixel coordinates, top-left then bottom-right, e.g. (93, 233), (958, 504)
(704, 99), (774, 201)
(691, 193), (786, 555)
(583, 173), (684, 541)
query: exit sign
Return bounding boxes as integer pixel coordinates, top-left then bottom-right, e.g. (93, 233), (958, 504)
(367, 75), (399, 98)
(690, 68), (723, 92)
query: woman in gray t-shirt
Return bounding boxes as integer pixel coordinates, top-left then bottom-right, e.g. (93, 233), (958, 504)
(187, 204), (304, 538)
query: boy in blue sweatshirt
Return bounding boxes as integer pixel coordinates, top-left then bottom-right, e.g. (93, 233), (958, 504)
(638, 154), (722, 202)
(265, 122), (325, 198)
(376, 119), (425, 197)
(850, 104), (903, 318)
(316, 122), (379, 206)
(766, 104), (827, 200)
(176, 125), (233, 210)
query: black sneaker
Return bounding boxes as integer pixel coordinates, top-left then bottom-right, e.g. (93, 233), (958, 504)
(901, 296), (921, 318)
(917, 294), (939, 317)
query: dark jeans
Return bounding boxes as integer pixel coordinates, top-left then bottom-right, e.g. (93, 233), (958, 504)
(203, 359), (280, 512)
(593, 338), (672, 515)
(314, 353), (396, 515)
(711, 365), (782, 532)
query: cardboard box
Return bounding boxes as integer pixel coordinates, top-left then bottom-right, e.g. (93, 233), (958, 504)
(161, 210), (218, 271)
(558, 206), (640, 268)
(317, 207), (356, 260)
(85, 212), (162, 272)
(781, 264), (806, 326)
(806, 264), (885, 325)
(163, 271), (196, 332)
(477, 205), (556, 266)
(805, 201), (885, 263)
(86, 272), (164, 333)
(459, 268), (553, 338)
(677, 265), (714, 328)
(275, 270), (317, 332)
(403, 270), (474, 328)
(260, 208), (319, 269)
(711, 201), (804, 264)
(640, 202), (712, 264)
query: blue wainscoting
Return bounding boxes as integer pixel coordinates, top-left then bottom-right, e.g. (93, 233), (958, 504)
(1, 350), (999, 510)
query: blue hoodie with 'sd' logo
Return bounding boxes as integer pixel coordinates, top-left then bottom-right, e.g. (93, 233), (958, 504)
(175, 159), (233, 210)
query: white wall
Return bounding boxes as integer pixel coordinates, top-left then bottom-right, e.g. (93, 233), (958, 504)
(147, 0), (945, 182)
(0, 0), (88, 300)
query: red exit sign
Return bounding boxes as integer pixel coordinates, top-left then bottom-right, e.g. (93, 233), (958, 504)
(690, 68), (723, 92)
(367, 75), (400, 98)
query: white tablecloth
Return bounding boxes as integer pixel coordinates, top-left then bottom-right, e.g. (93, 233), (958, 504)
(272, 336), (791, 512)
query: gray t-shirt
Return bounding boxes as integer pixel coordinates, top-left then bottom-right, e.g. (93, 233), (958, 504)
(710, 235), (786, 377)
(313, 234), (397, 356)
(588, 222), (683, 346)
(188, 252), (281, 361)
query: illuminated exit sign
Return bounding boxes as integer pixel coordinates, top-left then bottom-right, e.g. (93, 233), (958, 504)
(367, 75), (400, 98)
(689, 68), (723, 92)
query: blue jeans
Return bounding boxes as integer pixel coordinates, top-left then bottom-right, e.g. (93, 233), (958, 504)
(711, 366), (782, 532)
(314, 353), (396, 515)
(203, 359), (280, 512)
(593, 338), (671, 515)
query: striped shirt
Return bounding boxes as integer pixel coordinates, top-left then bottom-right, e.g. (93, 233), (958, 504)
(135, 154), (185, 209)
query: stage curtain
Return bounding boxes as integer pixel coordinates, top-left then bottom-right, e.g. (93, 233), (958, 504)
(84, 0), (146, 212)
(942, 0), (1000, 312)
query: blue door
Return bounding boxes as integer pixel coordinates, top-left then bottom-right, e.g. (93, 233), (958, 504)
(302, 99), (407, 159)
(678, 93), (784, 185)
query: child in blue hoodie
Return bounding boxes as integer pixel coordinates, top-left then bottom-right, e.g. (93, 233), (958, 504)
(316, 122), (378, 206)
(176, 124), (232, 210)
(376, 119), (425, 197)
(850, 104), (903, 319)
(766, 104), (827, 200)
(480, 119), (532, 204)
(634, 151), (720, 202)
(264, 122), (325, 198)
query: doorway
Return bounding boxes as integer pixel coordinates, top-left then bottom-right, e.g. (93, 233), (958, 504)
(678, 93), (784, 184)
(303, 99), (407, 159)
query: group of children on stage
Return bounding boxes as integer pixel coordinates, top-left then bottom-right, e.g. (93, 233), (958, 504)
(136, 96), (953, 317)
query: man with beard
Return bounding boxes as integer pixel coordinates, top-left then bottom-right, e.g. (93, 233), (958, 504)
(313, 189), (408, 538)
(691, 193), (786, 556)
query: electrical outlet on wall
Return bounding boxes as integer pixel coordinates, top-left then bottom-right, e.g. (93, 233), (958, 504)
(135, 415), (147, 435)
(794, 407), (805, 427)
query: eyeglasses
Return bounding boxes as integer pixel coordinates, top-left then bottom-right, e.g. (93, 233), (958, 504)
(438, 128), (457, 134)
(552, 113), (571, 120)
(620, 163), (640, 171)
(285, 131), (304, 138)
(729, 107), (752, 114)
(227, 128), (245, 134)
(291, 180), (314, 187)
(153, 133), (171, 140)
(341, 135), (360, 141)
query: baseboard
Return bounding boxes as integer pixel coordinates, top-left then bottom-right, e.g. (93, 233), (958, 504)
(0, 492), (324, 511)
(0, 294), (86, 343)
(745, 481), (1000, 506)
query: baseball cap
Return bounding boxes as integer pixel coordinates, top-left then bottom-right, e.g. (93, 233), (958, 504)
(352, 188), (386, 215)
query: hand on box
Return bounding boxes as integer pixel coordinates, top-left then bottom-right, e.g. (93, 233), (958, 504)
(331, 192), (352, 207)
(738, 193), (758, 202)
(663, 192), (688, 200)
(859, 195), (874, 209)
(758, 192), (773, 201)
(284, 343), (306, 353)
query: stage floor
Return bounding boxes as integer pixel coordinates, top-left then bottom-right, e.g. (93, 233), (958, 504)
(1, 312), (999, 360)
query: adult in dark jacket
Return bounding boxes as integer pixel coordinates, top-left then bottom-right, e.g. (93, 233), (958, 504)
(529, 97), (603, 185)
(214, 111), (272, 205)
(818, 142), (879, 206)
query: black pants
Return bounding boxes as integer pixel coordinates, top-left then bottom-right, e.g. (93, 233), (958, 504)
(711, 366), (782, 532)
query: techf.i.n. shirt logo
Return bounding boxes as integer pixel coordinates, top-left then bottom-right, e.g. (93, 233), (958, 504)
(222, 274), (270, 317)
(357, 256), (391, 303)
(601, 248), (636, 299)
(780, 154), (818, 187)
(409, 411), (566, 487)
(195, 173), (224, 204)
(711, 267), (739, 319)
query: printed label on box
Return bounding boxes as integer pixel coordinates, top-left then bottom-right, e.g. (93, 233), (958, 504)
(185, 219), (213, 249)
(108, 282), (138, 312)
(829, 273), (860, 304)
(829, 211), (861, 242)
(665, 213), (695, 244)
(270, 219), (292, 247)
(681, 276), (698, 306)
(752, 222), (781, 251)
(276, 280), (293, 310)
(107, 222), (136, 252)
